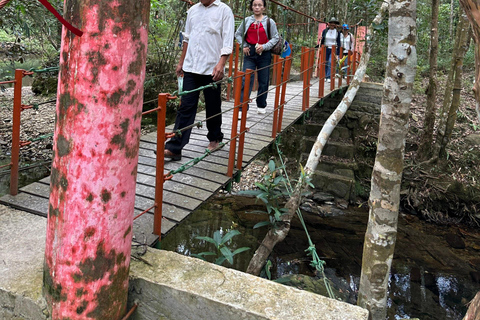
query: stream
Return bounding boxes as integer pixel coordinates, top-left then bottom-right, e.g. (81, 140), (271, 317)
(160, 193), (480, 320)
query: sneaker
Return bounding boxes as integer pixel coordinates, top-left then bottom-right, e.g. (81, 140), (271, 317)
(238, 110), (248, 120)
(257, 107), (266, 114)
(326, 78), (331, 83)
(164, 149), (181, 161)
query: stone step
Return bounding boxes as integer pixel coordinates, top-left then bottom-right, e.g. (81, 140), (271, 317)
(304, 137), (355, 160)
(300, 153), (356, 178)
(304, 123), (351, 140)
(311, 170), (355, 201)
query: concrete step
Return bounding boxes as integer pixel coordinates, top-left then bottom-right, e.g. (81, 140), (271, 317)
(311, 170), (355, 201)
(304, 123), (351, 140)
(304, 137), (354, 160)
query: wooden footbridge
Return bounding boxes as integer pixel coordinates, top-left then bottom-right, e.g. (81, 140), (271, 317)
(0, 80), (346, 246)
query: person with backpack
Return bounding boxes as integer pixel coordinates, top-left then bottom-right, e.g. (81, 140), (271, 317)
(340, 24), (354, 78)
(234, 0), (279, 118)
(320, 17), (341, 82)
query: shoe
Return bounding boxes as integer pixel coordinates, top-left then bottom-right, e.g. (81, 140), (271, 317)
(207, 141), (222, 152)
(164, 149), (181, 161)
(257, 107), (266, 114)
(326, 78), (331, 83)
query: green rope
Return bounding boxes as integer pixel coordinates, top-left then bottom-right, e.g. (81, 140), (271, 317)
(167, 142), (226, 175)
(29, 133), (54, 142)
(29, 67), (59, 73)
(32, 99), (57, 110)
(275, 140), (336, 300)
(171, 77), (233, 97)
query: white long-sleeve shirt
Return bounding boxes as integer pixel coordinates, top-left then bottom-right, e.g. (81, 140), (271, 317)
(340, 32), (354, 52)
(182, 0), (234, 75)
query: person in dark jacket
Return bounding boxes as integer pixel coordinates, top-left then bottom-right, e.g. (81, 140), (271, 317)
(320, 17), (341, 82)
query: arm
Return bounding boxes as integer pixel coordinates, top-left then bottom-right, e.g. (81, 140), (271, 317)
(213, 7), (235, 81)
(235, 20), (251, 56)
(176, 42), (188, 77)
(261, 18), (280, 52)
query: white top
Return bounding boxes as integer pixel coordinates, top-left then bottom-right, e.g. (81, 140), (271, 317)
(324, 29), (338, 48)
(182, 0), (235, 75)
(340, 32), (354, 52)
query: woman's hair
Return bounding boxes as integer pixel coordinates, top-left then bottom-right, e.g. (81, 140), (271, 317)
(249, 0), (267, 11)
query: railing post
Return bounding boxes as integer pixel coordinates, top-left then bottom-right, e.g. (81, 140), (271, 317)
(153, 93), (168, 237)
(352, 49), (358, 75)
(227, 71), (243, 177)
(271, 57), (283, 138)
(237, 69), (253, 170)
(226, 52), (234, 101)
(277, 55), (292, 134)
(318, 45), (326, 98)
(330, 45), (336, 91)
(338, 50), (344, 87)
(347, 50), (352, 85)
(307, 47), (314, 108)
(301, 47), (307, 111)
(234, 42), (240, 76)
(10, 69), (23, 196)
(271, 55), (278, 85)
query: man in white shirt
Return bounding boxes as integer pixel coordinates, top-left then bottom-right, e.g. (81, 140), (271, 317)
(165, 0), (234, 161)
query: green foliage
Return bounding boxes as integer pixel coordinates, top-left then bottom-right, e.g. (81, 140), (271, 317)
(192, 229), (249, 266)
(239, 160), (290, 229)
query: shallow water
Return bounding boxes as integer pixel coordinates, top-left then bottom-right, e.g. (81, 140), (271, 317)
(160, 194), (480, 320)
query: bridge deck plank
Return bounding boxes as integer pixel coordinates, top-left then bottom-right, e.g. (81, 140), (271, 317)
(0, 80), (341, 245)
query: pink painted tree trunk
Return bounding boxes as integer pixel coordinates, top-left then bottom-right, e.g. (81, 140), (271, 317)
(43, 1), (150, 319)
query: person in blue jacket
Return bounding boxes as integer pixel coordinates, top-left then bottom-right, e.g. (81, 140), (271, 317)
(320, 17), (341, 82)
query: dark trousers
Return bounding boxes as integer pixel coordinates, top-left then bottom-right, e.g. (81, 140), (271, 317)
(240, 44), (272, 110)
(165, 72), (223, 154)
(325, 47), (334, 79)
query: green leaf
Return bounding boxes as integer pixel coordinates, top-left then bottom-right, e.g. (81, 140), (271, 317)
(215, 256), (227, 265)
(220, 247), (234, 264)
(213, 230), (222, 247)
(253, 221), (272, 229)
(220, 229), (241, 245)
(265, 260), (272, 280)
(268, 160), (276, 172)
(232, 247), (250, 255)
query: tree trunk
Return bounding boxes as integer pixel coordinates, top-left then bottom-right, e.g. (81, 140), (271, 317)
(458, 0), (480, 124)
(440, 15), (471, 157)
(435, 11), (470, 158)
(463, 291), (480, 320)
(417, 0), (439, 161)
(43, 1), (150, 319)
(357, 0), (417, 319)
(245, 2), (389, 276)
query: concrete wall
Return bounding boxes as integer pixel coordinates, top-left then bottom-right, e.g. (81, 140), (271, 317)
(1, 204), (368, 320)
(128, 248), (369, 320)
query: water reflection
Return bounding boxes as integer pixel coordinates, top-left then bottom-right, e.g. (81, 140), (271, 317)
(161, 195), (478, 320)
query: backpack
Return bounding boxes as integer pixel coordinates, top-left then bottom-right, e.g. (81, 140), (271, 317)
(266, 18), (285, 55)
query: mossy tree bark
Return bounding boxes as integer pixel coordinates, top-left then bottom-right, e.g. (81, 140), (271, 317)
(434, 11), (470, 158)
(458, 0), (480, 123)
(417, 0), (439, 161)
(357, 0), (417, 319)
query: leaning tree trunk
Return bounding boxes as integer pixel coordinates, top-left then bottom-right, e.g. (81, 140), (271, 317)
(357, 0), (417, 319)
(417, 0), (439, 161)
(463, 291), (480, 320)
(458, 0), (480, 123)
(440, 16), (471, 157)
(434, 11), (470, 158)
(246, 2), (389, 276)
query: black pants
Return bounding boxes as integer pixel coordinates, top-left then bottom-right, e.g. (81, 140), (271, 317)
(165, 72), (223, 154)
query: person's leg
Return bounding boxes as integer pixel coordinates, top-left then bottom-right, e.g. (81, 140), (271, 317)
(255, 50), (271, 109)
(325, 47), (332, 79)
(202, 75), (224, 143)
(240, 45), (257, 111)
(165, 72), (199, 154)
